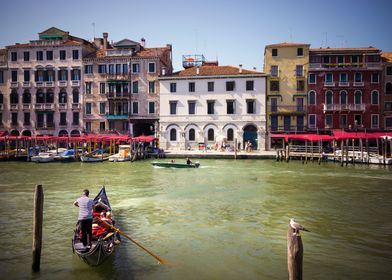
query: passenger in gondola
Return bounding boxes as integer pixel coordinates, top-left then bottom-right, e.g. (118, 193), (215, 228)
(186, 157), (192, 165)
(74, 189), (94, 249)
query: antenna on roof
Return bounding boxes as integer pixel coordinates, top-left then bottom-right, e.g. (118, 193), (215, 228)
(92, 22), (95, 39)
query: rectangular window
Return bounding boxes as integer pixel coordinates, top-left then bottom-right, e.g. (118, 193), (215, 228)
(132, 63), (140, 73)
(132, 102), (139, 114)
(323, 56), (330, 64)
(339, 115), (347, 128)
(189, 82), (195, 92)
(60, 112), (67, 125)
(72, 112), (79, 125)
(59, 69), (68, 81)
(99, 102), (105, 114)
(170, 101), (177, 115)
(11, 52), (17, 61)
(122, 64), (128, 74)
(246, 99), (255, 114)
(355, 72), (362, 82)
(108, 64), (115, 74)
(132, 81), (139, 93)
(226, 81), (235, 91)
(46, 51), (53, 60)
(71, 69), (80, 80)
(85, 103), (91, 115)
(36, 51), (43, 61)
(207, 100), (215, 114)
(149, 102), (155, 114)
(11, 70), (18, 82)
(24, 51), (30, 61)
(337, 56), (344, 64)
(340, 73), (348, 82)
(309, 73), (316, 84)
(115, 64), (121, 74)
(325, 73), (333, 83)
(387, 66), (392, 76)
(148, 81), (155, 94)
(325, 114), (333, 128)
(72, 50), (79, 60)
(270, 81), (279, 91)
(308, 114), (316, 128)
(207, 81), (214, 92)
(0, 70), (3, 84)
(188, 101), (196, 115)
(100, 83), (105, 94)
(148, 62), (156, 73)
(351, 56), (359, 63)
(371, 73), (379, 83)
(272, 48), (278, 57)
(84, 65), (93, 74)
(296, 65), (303, 76)
(24, 70), (30, 82)
(59, 50), (66, 60)
(354, 115), (362, 127)
(227, 100), (235, 114)
(385, 102), (392, 111)
(24, 112), (30, 125)
(98, 64), (107, 74)
(11, 112), (18, 125)
(246, 80), (254, 91)
(85, 82), (92, 94)
(170, 83), (177, 93)
(297, 80), (305, 91)
(271, 65), (279, 77)
(100, 122), (105, 131)
(371, 114), (379, 129)
(386, 117), (392, 128)
(297, 48), (304, 56)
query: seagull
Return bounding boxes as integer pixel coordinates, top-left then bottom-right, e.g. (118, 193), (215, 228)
(290, 218), (310, 235)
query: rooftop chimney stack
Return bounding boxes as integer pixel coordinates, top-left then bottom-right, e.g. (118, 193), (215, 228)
(103, 32), (108, 49)
(162, 67), (166, 76)
(239, 64), (243, 73)
(141, 38), (146, 48)
(196, 66), (200, 75)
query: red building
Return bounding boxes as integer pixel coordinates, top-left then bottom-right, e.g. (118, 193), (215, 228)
(307, 47), (383, 132)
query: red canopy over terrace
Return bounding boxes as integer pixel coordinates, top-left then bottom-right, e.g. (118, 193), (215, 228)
(132, 135), (156, 142)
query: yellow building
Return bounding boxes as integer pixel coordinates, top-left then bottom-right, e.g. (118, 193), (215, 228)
(264, 42), (310, 147)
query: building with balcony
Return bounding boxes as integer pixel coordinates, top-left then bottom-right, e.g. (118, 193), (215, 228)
(3, 27), (96, 136)
(263, 42), (310, 142)
(0, 49), (8, 131)
(381, 52), (392, 130)
(158, 63), (267, 151)
(307, 47), (383, 131)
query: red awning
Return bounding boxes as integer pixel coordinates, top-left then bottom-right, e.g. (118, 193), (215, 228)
(132, 135), (156, 142)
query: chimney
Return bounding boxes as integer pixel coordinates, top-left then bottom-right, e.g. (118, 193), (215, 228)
(103, 32), (108, 49)
(239, 64), (243, 73)
(196, 66), (200, 75)
(253, 67), (257, 71)
(141, 38), (146, 48)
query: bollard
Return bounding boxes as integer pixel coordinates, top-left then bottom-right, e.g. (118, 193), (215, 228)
(287, 224), (303, 280)
(32, 185), (44, 272)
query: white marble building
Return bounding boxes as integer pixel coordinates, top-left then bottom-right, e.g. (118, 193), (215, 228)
(158, 64), (267, 151)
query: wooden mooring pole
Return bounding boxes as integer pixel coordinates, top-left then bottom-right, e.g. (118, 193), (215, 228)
(32, 184), (44, 272)
(287, 224), (303, 280)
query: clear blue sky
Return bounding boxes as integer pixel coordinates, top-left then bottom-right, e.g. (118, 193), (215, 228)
(1, 0), (391, 72)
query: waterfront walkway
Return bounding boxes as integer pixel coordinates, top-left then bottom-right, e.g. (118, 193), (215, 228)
(163, 149), (277, 159)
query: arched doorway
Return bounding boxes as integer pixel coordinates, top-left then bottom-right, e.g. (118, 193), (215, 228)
(10, 130), (20, 136)
(243, 124), (257, 150)
(70, 130), (80, 137)
(22, 130), (32, 136)
(58, 130), (68, 137)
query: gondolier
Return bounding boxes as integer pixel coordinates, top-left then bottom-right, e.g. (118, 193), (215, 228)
(74, 189), (94, 250)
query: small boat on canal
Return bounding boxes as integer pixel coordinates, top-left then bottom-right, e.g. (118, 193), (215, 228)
(72, 186), (120, 266)
(152, 161), (200, 168)
(80, 149), (109, 162)
(108, 145), (131, 162)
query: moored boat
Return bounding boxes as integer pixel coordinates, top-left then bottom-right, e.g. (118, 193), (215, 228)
(152, 161), (200, 168)
(72, 186), (120, 266)
(108, 145), (131, 162)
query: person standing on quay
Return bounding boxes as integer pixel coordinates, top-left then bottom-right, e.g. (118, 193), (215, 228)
(74, 189), (94, 249)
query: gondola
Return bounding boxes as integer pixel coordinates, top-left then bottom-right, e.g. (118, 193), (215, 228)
(72, 186), (120, 266)
(152, 161), (200, 168)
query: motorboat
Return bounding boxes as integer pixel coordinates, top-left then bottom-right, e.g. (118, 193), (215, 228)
(109, 145), (131, 162)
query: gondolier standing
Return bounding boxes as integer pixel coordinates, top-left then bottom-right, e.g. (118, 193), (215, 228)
(74, 189), (94, 249)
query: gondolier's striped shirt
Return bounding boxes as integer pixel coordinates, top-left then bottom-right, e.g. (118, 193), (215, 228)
(77, 196), (94, 220)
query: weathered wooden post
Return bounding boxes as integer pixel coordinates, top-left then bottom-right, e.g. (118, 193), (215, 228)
(32, 184), (44, 272)
(287, 223), (303, 280)
(234, 138), (237, 160)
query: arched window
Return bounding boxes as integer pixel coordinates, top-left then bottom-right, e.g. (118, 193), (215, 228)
(59, 90), (67, 103)
(46, 90), (54, 103)
(0, 93), (3, 104)
(386, 82), (392, 95)
(227, 128), (234, 141)
(23, 90), (31, 103)
(371, 90), (379, 105)
(340, 90), (347, 105)
(72, 89), (79, 103)
(208, 128), (214, 141)
(325, 91), (333, 105)
(170, 128), (177, 141)
(10, 90), (19, 104)
(308, 90), (316, 105)
(189, 128), (195, 141)
(36, 90), (45, 103)
(354, 90), (362, 104)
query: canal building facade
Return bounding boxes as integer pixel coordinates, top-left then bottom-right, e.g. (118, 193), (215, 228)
(158, 62), (267, 151)
(381, 52), (392, 130)
(0, 49), (8, 132)
(307, 47), (383, 132)
(263, 42), (310, 147)
(3, 27), (97, 137)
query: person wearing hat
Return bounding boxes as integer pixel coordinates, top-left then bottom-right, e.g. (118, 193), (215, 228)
(74, 189), (94, 249)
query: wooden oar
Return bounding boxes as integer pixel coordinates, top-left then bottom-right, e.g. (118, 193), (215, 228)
(100, 220), (171, 266)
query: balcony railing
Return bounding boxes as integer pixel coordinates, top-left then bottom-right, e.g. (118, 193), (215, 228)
(34, 103), (55, 110)
(71, 80), (80, 87)
(10, 82), (19, 88)
(105, 113), (130, 120)
(45, 81), (55, 88)
(58, 80), (68, 87)
(23, 81), (31, 88)
(104, 73), (129, 80)
(10, 104), (19, 111)
(23, 104), (31, 110)
(44, 103), (54, 110)
(108, 92), (130, 98)
(269, 125), (307, 133)
(35, 81), (44, 88)
(338, 81), (349, 87)
(309, 62), (382, 70)
(323, 104), (366, 112)
(58, 103), (68, 110)
(324, 81), (335, 87)
(72, 103), (81, 110)
(268, 105), (307, 114)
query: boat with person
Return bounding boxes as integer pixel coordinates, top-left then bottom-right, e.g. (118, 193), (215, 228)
(108, 145), (131, 162)
(152, 160), (200, 168)
(72, 186), (120, 266)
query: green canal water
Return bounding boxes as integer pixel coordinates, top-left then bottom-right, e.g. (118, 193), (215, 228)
(0, 159), (391, 280)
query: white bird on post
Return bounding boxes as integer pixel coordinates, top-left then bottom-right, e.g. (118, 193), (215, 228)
(290, 218), (310, 235)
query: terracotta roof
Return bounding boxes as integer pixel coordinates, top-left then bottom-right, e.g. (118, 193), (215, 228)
(381, 52), (392, 62)
(133, 47), (169, 58)
(266, 42), (310, 48)
(63, 40), (82, 45)
(170, 65), (264, 77)
(310, 47), (380, 53)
